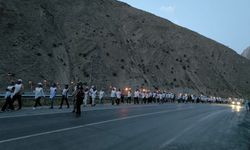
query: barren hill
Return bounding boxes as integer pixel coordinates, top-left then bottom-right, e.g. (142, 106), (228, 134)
(1, 0), (250, 97)
(242, 46), (250, 60)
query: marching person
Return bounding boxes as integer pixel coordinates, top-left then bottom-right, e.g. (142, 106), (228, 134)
(1, 82), (15, 112)
(134, 89), (139, 104)
(91, 87), (97, 106)
(99, 89), (105, 104)
(75, 83), (84, 117)
(127, 90), (132, 104)
(59, 84), (69, 109)
(110, 87), (116, 105)
(83, 87), (89, 107)
(116, 89), (122, 105)
(71, 84), (78, 113)
(89, 86), (94, 105)
(49, 83), (57, 109)
(12, 79), (24, 110)
(33, 83), (45, 110)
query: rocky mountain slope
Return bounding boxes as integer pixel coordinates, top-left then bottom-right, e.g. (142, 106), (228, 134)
(1, 0), (250, 97)
(241, 46), (250, 60)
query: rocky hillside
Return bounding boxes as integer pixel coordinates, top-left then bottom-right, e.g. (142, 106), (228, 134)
(1, 0), (250, 97)
(241, 46), (250, 60)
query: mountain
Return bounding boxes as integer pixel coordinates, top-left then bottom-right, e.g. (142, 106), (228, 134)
(1, 0), (250, 97)
(241, 46), (250, 60)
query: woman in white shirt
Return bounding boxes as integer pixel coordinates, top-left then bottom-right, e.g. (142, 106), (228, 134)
(33, 83), (45, 109)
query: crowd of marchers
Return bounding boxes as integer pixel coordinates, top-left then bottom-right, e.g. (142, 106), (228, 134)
(1, 79), (250, 116)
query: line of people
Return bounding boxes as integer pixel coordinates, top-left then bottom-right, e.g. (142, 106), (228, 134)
(2, 80), (249, 115)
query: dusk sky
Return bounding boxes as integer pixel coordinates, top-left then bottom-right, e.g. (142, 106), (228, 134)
(118, 0), (250, 54)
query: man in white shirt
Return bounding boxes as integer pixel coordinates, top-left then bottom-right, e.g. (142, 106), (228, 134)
(127, 90), (132, 104)
(12, 79), (24, 110)
(134, 89), (139, 104)
(99, 89), (105, 104)
(110, 88), (116, 105)
(59, 84), (69, 109)
(91, 87), (97, 106)
(116, 89), (121, 105)
(49, 83), (57, 109)
(33, 83), (45, 109)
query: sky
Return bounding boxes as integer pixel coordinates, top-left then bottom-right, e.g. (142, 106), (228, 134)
(118, 0), (250, 54)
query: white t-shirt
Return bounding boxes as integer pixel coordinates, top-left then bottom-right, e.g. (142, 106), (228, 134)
(5, 86), (13, 99)
(127, 91), (132, 97)
(84, 91), (89, 100)
(34, 87), (45, 99)
(49, 87), (57, 99)
(14, 84), (22, 95)
(99, 91), (104, 99)
(62, 88), (69, 97)
(134, 91), (139, 98)
(111, 90), (116, 98)
(92, 90), (97, 99)
(116, 91), (121, 99)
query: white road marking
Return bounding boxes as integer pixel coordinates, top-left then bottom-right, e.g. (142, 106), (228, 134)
(159, 109), (228, 149)
(0, 107), (193, 144)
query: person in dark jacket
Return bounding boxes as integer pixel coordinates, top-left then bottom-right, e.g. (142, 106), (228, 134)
(75, 83), (84, 117)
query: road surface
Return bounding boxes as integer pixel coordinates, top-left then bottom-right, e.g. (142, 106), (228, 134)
(0, 104), (249, 150)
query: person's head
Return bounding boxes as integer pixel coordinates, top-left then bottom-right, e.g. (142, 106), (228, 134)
(52, 83), (56, 87)
(77, 82), (83, 90)
(38, 83), (43, 87)
(65, 84), (69, 89)
(17, 79), (22, 84)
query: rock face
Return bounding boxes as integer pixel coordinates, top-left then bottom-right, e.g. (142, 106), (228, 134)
(1, 0), (250, 97)
(241, 46), (250, 60)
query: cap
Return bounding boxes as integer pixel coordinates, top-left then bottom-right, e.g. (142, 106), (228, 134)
(17, 79), (23, 82)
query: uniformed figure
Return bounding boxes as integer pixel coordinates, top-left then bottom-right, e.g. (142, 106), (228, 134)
(99, 89), (105, 104)
(116, 89), (122, 105)
(49, 83), (57, 109)
(12, 79), (24, 110)
(59, 84), (69, 109)
(1, 82), (15, 112)
(33, 83), (45, 109)
(89, 86), (94, 105)
(134, 89), (139, 104)
(127, 90), (132, 104)
(83, 88), (89, 107)
(91, 87), (97, 106)
(110, 88), (116, 105)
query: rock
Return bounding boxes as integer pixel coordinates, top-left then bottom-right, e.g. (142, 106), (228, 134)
(1, 0), (250, 97)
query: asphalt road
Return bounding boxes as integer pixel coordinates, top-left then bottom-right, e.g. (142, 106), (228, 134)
(0, 103), (249, 150)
